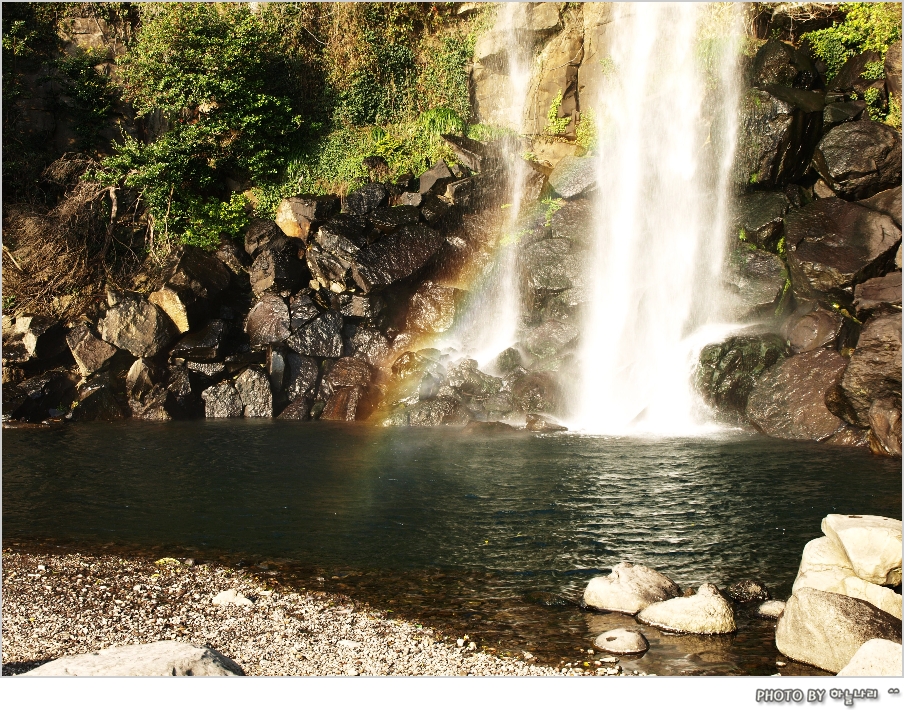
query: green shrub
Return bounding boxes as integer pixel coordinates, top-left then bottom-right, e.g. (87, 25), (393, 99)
(802, 3), (902, 81)
(54, 48), (116, 149)
(545, 90), (571, 136)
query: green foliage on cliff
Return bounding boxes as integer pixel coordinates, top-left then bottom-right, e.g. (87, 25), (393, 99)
(802, 3), (902, 80)
(54, 48), (116, 150)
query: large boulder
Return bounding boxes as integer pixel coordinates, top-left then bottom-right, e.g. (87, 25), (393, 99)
(812, 122), (902, 200)
(745, 348), (847, 441)
(636, 584), (736, 635)
(287, 310), (343, 358)
(592, 628), (649, 655)
(320, 386), (364, 422)
(275, 194), (339, 240)
(66, 323), (117, 375)
(548, 155), (596, 199)
(868, 397), (902, 457)
(98, 290), (176, 358)
(201, 382), (243, 418)
(853, 271), (902, 319)
(249, 238), (306, 296)
(837, 314), (902, 428)
(784, 198), (900, 302)
(732, 191), (791, 251)
(343, 183), (388, 216)
(775, 587), (902, 673)
(170, 319), (226, 361)
(245, 293), (291, 346)
(582, 562), (680, 614)
(837, 639), (903, 677)
(235, 367), (272, 418)
(785, 308), (844, 353)
(725, 246), (789, 318)
(523, 239), (585, 296)
(150, 245), (232, 333)
(72, 376), (126, 422)
(351, 224), (445, 293)
(695, 334), (789, 416)
(750, 39), (817, 89)
(406, 281), (459, 334)
(418, 161), (453, 195)
(859, 186), (902, 227)
(23, 641), (243, 676)
(510, 371), (560, 413)
(822, 514), (902, 587)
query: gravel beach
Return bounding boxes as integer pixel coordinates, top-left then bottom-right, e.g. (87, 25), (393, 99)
(2, 547), (631, 677)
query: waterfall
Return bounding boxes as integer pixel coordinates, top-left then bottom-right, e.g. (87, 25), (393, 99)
(571, 3), (743, 435)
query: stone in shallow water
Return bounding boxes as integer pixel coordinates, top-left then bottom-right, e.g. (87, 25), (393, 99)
(201, 382), (243, 418)
(757, 600), (786, 620)
(525, 413), (567, 432)
(637, 583), (736, 635)
(23, 641), (244, 676)
(837, 639), (903, 677)
(592, 628), (649, 655)
(235, 367), (273, 418)
(583, 562), (680, 614)
(726, 580), (770, 603)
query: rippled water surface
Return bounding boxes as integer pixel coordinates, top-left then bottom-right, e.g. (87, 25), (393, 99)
(4, 421), (900, 675)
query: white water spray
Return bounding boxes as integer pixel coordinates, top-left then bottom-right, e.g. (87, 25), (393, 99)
(572, 3), (743, 435)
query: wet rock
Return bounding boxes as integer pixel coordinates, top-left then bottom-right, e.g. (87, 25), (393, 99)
(494, 348), (524, 375)
(732, 191), (791, 251)
(592, 628), (648, 655)
(446, 359), (502, 399)
(351, 224), (445, 293)
(4, 368), (77, 422)
(775, 587), (902, 673)
(287, 310), (343, 358)
(419, 160), (454, 195)
(784, 198), (900, 302)
(583, 562), (680, 614)
(548, 155), (596, 199)
(829, 50), (883, 93)
(275, 195), (339, 239)
(868, 397), (902, 457)
(383, 397), (472, 427)
(337, 293), (383, 320)
(695, 334), (789, 416)
(343, 183), (387, 216)
(214, 237), (251, 277)
(751, 39), (817, 89)
(245, 219), (286, 258)
(235, 367), (272, 418)
(22, 641), (244, 677)
(444, 178), (474, 208)
(245, 294), (290, 346)
(165, 363), (205, 418)
(66, 323), (117, 375)
(419, 194), (452, 227)
(786, 308), (844, 353)
(440, 134), (498, 173)
(6, 316), (68, 362)
(745, 349), (847, 441)
(289, 292), (320, 329)
(325, 357), (371, 389)
(278, 396), (311, 420)
(170, 319), (226, 361)
(859, 186), (902, 228)
(72, 377), (126, 422)
(837, 314), (902, 427)
(284, 352), (319, 403)
(98, 290), (176, 358)
(249, 239), (306, 296)
(837, 639), (903, 677)
(853, 272), (902, 319)
(126, 358), (156, 401)
(757, 600), (786, 620)
(524, 319), (579, 361)
(321, 386), (364, 422)
(525, 413), (567, 432)
(822, 514), (902, 587)
(726, 580), (771, 604)
(392, 351), (445, 381)
(524, 239), (584, 294)
(162, 245), (232, 301)
(637, 584), (736, 635)
(510, 371), (560, 413)
(201, 382), (243, 418)
(823, 100), (865, 128)
(812, 122), (902, 200)
(315, 215), (368, 263)
(349, 327), (390, 368)
(726, 246), (789, 318)
(398, 192), (422, 207)
(406, 282), (459, 334)
(370, 205), (421, 233)
(148, 285), (207, 335)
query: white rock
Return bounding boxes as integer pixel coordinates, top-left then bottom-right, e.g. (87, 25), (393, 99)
(837, 639), (903, 676)
(757, 600), (786, 619)
(794, 536), (855, 581)
(637, 583), (736, 634)
(338, 639), (362, 649)
(592, 628), (649, 654)
(211, 588), (253, 607)
(822, 514), (902, 586)
(23, 641), (243, 676)
(775, 587), (902, 673)
(583, 562), (680, 614)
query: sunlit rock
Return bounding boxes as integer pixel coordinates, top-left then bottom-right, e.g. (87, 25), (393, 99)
(637, 583), (736, 634)
(837, 639), (903, 676)
(583, 562), (680, 614)
(822, 514), (902, 586)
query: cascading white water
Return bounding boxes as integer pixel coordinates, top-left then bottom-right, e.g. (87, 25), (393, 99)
(438, 3), (532, 369)
(572, 3), (743, 435)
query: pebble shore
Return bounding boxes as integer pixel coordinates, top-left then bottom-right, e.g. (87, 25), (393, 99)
(2, 549), (631, 677)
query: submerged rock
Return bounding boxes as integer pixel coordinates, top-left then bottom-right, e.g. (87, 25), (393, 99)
(23, 641), (244, 677)
(837, 639), (903, 677)
(592, 628), (649, 655)
(382, 397), (472, 427)
(637, 584), (736, 635)
(525, 413), (568, 432)
(775, 587), (902, 673)
(583, 562), (680, 614)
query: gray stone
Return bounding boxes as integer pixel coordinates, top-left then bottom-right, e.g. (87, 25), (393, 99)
(583, 562), (680, 615)
(245, 294), (290, 346)
(757, 600), (786, 620)
(775, 587), (902, 673)
(382, 397), (472, 427)
(23, 641), (244, 677)
(837, 639), (903, 677)
(592, 628), (649, 655)
(823, 100), (865, 129)
(287, 310), (343, 358)
(548, 155), (596, 199)
(235, 367), (272, 418)
(201, 382), (243, 418)
(418, 160), (454, 195)
(637, 584), (736, 635)
(98, 290), (176, 358)
(813, 122), (902, 200)
(66, 323), (117, 375)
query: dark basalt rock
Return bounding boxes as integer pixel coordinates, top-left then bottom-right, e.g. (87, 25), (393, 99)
(235, 366), (272, 417)
(245, 219), (285, 258)
(812, 122), (902, 200)
(745, 348), (847, 441)
(419, 194), (452, 226)
(325, 357), (371, 389)
(444, 178), (474, 207)
(525, 413), (567, 432)
(289, 293), (320, 330)
(446, 359), (502, 399)
(201, 382), (243, 418)
(351, 224), (445, 293)
(853, 272), (902, 319)
(215, 237), (252, 275)
(249, 240), (306, 296)
(343, 183), (388, 216)
(735, 88), (823, 188)
(165, 363), (205, 418)
(171, 319), (227, 360)
(524, 239), (584, 294)
(337, 293), (383, 320)
(306, 246), (352, 291)
(733, 191), (791, 251)
(370, 205), (421, 233)
(349, 326), (390, 367)
(72, 376), (126, 422)
(548, 155), (596, 199)
(868, 397), (902, 457)
(823, 100), (865, 129)
(66, 323), (117, 375)
(285, 352), (319, 403)
(384, 396), (472, 427)
(278, 395), (311, 420)
(858, 186), (902, 228)
(98, 290), (176, 358)
(828, 51), (882, 93)
(786, 308), (844, 353)
(510, 371), (560, 413)
(162, 245), (231, 300)
(440, 134), (498, 172)
(287, 310), (343, 358)
(726, 580), (771, 604)
(494, 348), (524, 375)
(391, 350), (445, 382)
(4, 316), (69, 363)
(784, 198), (901, 303)
(398, 192), (422, 207)
(406, 281), (459, 334)
(321, 386), (364, 422)
(419, 160), (454, 195)
(3, 368), (77, 422)
(725, 246), (789, 318)
(245, 294), (290, 346)
(695, 334), (789, 416)
(315, 216), (368, 261)
(837, 313), (902, 428)
(751, 40), (817, 89)
(524, 319), (580, 360)
(548, 197), (594, 245)
(280, 194), (340, 222)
